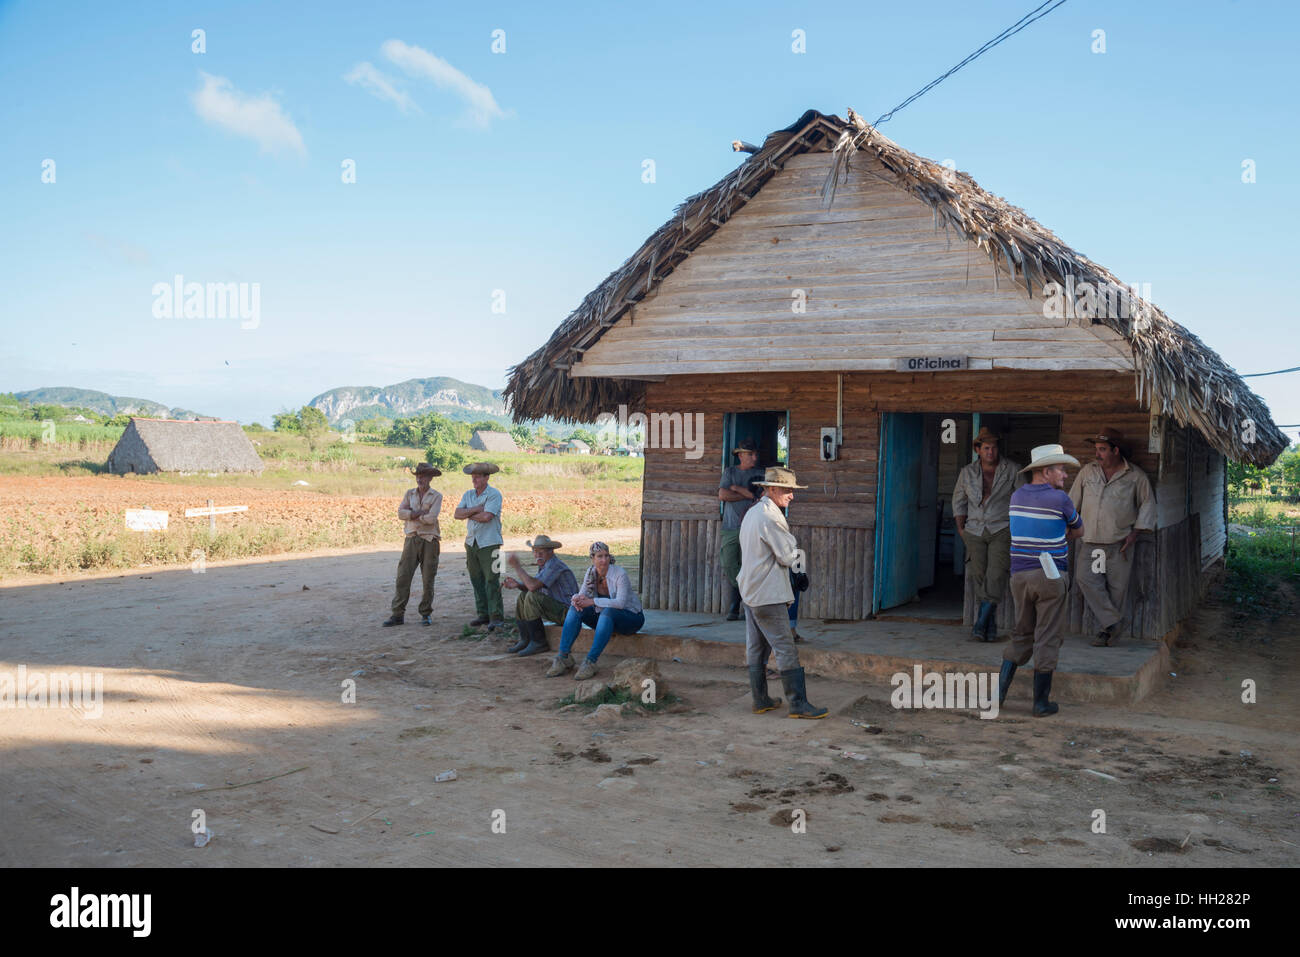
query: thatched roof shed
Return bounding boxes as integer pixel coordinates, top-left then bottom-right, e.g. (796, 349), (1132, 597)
(505, 109), (1285, 467)
(106, 418), (264, 474)
(469, 430), (519, 453)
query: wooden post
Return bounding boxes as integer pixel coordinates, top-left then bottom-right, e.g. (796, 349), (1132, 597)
(208, 499), (215, 534)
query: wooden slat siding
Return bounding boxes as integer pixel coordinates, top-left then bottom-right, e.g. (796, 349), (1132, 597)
(640, 370), (1166, 619)
(1190, 432), (1226, 567)
(574, 152), (1132, 379)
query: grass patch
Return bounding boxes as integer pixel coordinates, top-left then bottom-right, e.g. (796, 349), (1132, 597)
(1224, 528), (1300, 619)
(556, 686), (680, 712)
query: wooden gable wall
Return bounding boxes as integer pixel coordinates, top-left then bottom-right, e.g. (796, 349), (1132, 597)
(574, 151), (1133, 379)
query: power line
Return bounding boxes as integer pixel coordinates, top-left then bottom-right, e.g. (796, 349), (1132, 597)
(1242, 365), (1300, 378)
(873, 0), (1070, 126)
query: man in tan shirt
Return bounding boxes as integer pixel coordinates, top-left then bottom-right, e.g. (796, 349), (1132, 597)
(1067, 428), (1157, 646)
(738, 467), (826, 720)
(952, 427), (1024, 642)
(383, 462), (443, 627)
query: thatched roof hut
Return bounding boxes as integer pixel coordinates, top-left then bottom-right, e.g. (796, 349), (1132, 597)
(505, 108), (1285, 467)
(501, 109), (1285, 643)
(106, 418), (264, 474)
(469, 429), (519, 453)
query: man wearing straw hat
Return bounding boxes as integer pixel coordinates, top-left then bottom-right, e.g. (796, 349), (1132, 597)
(718, 438), (765, 620)
(999, 445), (1084, 716)
(1068, 428), (1157, 647)
(382, 462), (443, 627)
(737, 466), (827, 719)
(952, 426), (1024, 642)
(455, 462), (505, 630)
(502, 534), (578, 657)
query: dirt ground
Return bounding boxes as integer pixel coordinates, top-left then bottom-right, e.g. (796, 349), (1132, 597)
(1, 532), (1296, 867)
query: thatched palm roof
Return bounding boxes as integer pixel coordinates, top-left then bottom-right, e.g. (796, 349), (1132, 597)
(505, 109), (1286, 466)
(107, 417), (264, 473)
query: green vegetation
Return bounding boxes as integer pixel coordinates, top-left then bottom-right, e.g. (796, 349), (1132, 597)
(555, 686), (679, 712)
(1224, 527), (1299, 618)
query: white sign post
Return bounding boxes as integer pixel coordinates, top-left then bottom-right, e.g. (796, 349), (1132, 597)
(125, 509), (169, 531)
(185, 499), (248, 532)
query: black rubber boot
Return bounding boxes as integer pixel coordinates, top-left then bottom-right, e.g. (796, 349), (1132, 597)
(382, 615), (403, 627)
(507, 618), (532, 654)
(982, 602), (999, 642)
(517, 618), (551, 657)
(725, 584), (742, 621)
(780, 667), (828, 719)
(972, 601), (992, 641)
(998, 659), (1017, 706)
(748, 664), (782, 714)
(1032, 670), (1059, 717)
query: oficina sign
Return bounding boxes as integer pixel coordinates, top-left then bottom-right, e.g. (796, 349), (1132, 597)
(896, 356), (967, 372)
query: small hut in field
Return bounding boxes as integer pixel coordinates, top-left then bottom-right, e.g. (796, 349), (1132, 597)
(504, 109), (1286, 643)
(470, 429), (519, 453)
(106, 418), (264, 474)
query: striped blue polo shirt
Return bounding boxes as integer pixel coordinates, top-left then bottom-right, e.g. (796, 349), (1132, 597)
(1009, 483), (1082, 574)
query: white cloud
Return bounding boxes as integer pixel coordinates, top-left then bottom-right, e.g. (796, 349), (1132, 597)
(344, 61), (420, 114)
(381, 39), (505, 128)
(191, 73), (306, 155)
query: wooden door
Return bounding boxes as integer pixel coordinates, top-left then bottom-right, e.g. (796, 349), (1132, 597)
(874, 412), (923, 612)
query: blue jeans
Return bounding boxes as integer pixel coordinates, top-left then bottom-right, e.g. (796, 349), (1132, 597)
(558, 605), (646, 662)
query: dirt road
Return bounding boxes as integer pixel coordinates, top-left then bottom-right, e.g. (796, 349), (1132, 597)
(1, 537), (1296, 866)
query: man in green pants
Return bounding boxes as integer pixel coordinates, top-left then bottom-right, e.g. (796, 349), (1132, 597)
(455, 462), (504, 630)
(718, 439), (765, 620)
(382, 462), (443, 627)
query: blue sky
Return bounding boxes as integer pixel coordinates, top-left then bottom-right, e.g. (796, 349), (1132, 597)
(1, 0), (1297, 436)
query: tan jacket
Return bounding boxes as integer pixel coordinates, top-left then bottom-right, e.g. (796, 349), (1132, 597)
(952, 457), (1025, 534)
(737, 495), (799, 607)
(1068, 459), (1156, 544)
(398, 487), (443, 542)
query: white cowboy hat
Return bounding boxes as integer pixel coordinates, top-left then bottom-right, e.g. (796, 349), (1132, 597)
(1019, 444), (1081, 473)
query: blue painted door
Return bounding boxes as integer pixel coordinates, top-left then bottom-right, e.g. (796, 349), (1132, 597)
(874, 413), (923, 613)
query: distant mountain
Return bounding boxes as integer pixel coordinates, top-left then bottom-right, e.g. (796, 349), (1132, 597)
(309, 376), (506, 425)
(14, 387), (216, 420)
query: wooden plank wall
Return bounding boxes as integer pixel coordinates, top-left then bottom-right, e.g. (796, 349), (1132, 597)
(640, 369), (1169, 622)
(574, 151), (1134, 378)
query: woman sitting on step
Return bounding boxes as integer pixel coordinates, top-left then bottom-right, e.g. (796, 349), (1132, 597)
(545, 541), (645, 681)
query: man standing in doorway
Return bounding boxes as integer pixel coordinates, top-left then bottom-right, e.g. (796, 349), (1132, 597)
(1000, 445), (1084, 716)
(953, 427), (1024, 642)
(738, 467), (827, 719)
(718, 438), (765, 620)
(1068, 428), (1157, 647)
(383, 462), (443, 627)
(455, 462), (505, 630)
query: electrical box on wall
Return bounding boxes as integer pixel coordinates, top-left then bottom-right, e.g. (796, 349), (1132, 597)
(820, 427), (838, 461)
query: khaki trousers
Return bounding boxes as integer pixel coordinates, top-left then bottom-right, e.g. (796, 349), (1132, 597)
(961, 526), (1011, 603)
(1005, 567), (1069, 672)
(465, 542), (504, 621)
(720, 529), (742, 589)
(392, 535), (439, 618)
(515, 589), (568, 624)
(1075, 541), (1133, 631)
(744, 602), (799, 671)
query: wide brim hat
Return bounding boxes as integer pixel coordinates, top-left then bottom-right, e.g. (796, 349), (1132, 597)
(1019, 444), (1081, 473)
(971, 427), (1001, 450)
(413, 463), (442, 477)
(463, 462), (501, 476)
(527, 534), (562, 550)
(754, 466), (807, 489)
